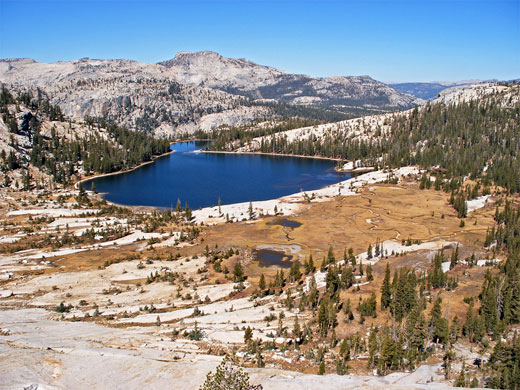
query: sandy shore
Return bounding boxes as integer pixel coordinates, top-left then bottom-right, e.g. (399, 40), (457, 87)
(192, 166), (421, 225)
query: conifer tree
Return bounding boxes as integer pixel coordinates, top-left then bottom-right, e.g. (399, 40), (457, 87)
(366, 263), (374, 281)
(430, 296), (449, 344)
(248, 201), (253, 218)
(244, 326), (253, 343)
(449, 245), (459, 270)
(258, 274), (266, 291)
(293, 316), (302, 341)
(455, 362), (466, 387)
(327, 246), (335, 264)
(381, 263), (392, 310)
(233, 262), (244, 282)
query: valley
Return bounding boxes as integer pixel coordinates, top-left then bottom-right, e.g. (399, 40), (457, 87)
(0, 56), (518, 390)
(0, 154), (513, 389)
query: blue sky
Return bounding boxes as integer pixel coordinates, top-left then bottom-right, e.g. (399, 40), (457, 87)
(0, 0), (518, 82)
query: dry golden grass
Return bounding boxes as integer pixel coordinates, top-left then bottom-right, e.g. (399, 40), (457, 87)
(0, 182), (507, 378)
(3, 183), (499, 316)
(171, 183), (496, 283)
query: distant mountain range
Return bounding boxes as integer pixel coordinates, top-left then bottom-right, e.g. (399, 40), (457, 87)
(160, 51), (422, 110)
(389, 80), (487, 100)
(0, 51), (422, 136)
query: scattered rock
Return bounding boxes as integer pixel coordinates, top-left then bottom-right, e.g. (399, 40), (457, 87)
(0, 290), (13, 298)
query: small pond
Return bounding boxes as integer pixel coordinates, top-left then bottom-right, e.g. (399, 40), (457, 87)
(252, 248), (294, 268)
(266, 218), (302, 228)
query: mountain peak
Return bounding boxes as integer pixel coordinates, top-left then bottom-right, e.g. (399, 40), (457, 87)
(154, 50), (419, 109)
(159, 50), (228, 68)
(1, 51), (422, 137)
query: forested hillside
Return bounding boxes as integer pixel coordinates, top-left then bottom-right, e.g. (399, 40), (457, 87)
(203, 83), (520, 388)
(228, 83), (519, 193)
(0, 85), (170, 189)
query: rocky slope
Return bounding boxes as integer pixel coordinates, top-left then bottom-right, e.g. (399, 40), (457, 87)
(160, 51), (423, 110)
(389, 80), (483, 100)
(0, 86), (171, 190)
(232, 82), (519, 157)
(0, 57), (264, 137)
(1, 52), (422, 137)
(431, 82), (516, 105)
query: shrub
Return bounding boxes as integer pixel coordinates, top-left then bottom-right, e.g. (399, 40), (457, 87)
(55, 302), (72, 313)
(200, 356), (262, 390)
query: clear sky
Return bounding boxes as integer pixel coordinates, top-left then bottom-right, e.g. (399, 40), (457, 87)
(0, 0), (518, 82)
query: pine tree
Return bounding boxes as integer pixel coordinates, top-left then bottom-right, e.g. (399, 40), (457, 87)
(201, 356), (259, 390)
(366, 263), (374, 281)
(304, 254), (315, 274)
(320, 256), (327, 271)
(344, 298), (354, 322)
(455, 361), (466, 387)
(341, 265), (354, 289)
(293, 315), (302, 341)
(450, 315), (460, 343)
(289, 260), (301, 282)
(233, 262), (244, 282)
(411, 313), (427, 360)
(430, 296), (449, 345)
(449, 245), (459, 270)
(443, 348), (454, 379)
(325, 264), (341, 296)
(318, 361), (325, 375)
(381, 263), (392, 310)
(244, 326), (253, 343)
(379, 330), (400, 374)
(318, 297), (330, 336)
(78, 181), (85, 196)
(430, 250), (447, 289)
(367, 326), (378, 368)
(327, 246), (335, 264)
(258, 274), (266, 291)
(463, 301), (475, 341)
(349, 247), (356, 267)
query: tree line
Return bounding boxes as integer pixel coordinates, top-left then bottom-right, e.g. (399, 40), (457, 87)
(236, 85), (519, 194)
(0, 85), (171, 187)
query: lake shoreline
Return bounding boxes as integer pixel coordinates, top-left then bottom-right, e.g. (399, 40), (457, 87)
(201, 149), (375, 173)
(79, 141), (375, 212)
(201, 149), (341, 162)
(75, 149), (176, 190)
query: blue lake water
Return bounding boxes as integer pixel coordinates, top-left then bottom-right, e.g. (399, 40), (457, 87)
(86, 141), (350, 209)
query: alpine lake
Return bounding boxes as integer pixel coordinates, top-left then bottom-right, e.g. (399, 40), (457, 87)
(86, 141), (350, 210)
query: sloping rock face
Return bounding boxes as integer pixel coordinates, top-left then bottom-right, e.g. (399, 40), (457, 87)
(1, 52), (421, 137)
(160, 50), (423, 110)
(0, 57), (254, 136)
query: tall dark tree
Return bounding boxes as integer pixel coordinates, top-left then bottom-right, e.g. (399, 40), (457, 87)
(381, 263), (392, 310)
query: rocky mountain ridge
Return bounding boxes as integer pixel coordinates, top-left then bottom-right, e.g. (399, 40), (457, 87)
(0, 52), (422, 136)
(231, 82), (519, 156)
(160, 51), (423, 109)
(389, 80), (487, 100)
